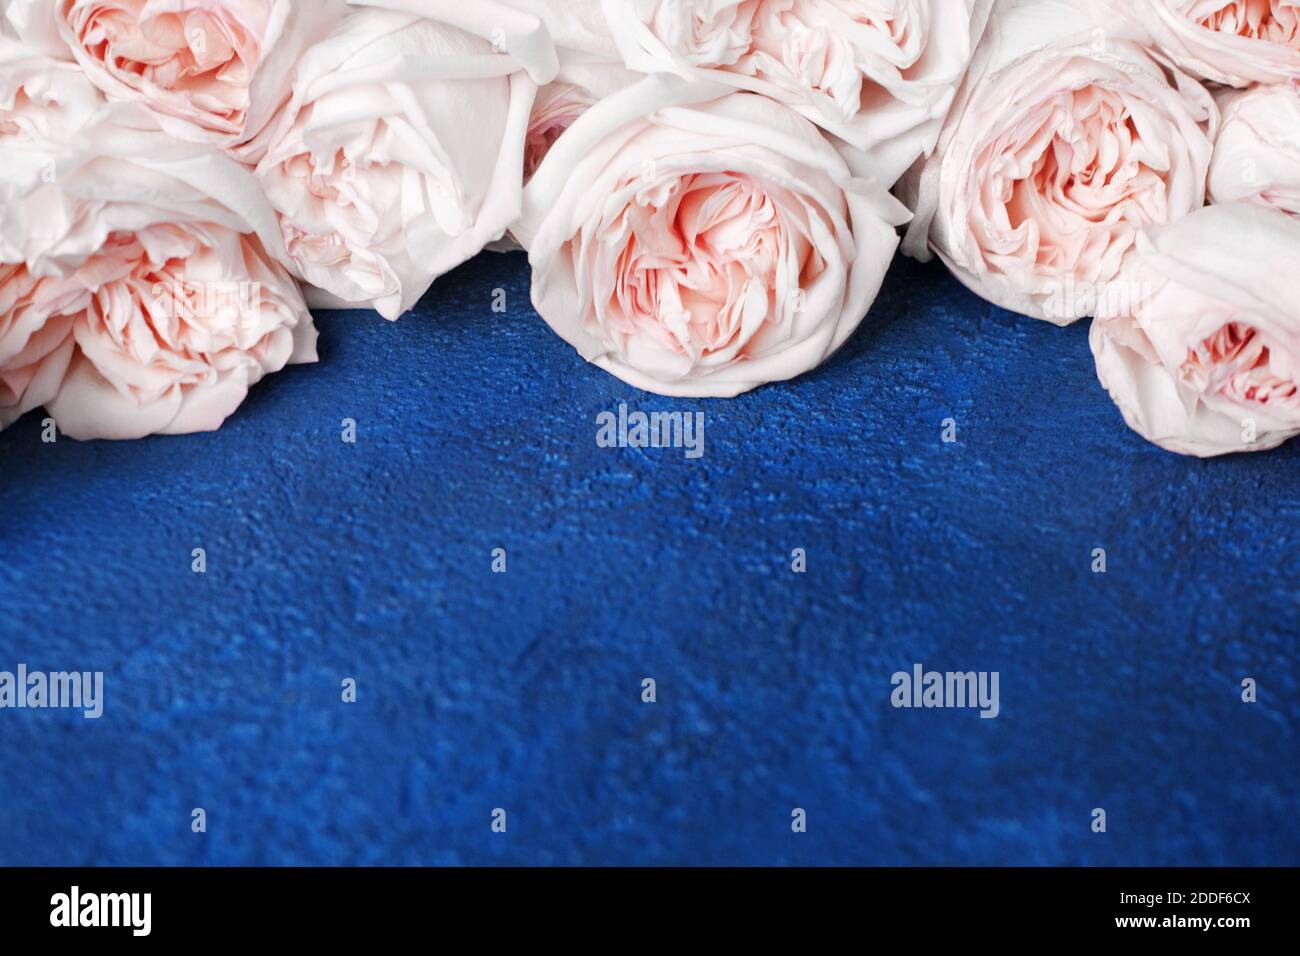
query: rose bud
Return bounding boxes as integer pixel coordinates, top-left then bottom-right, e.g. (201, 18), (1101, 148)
(1085, 0), (1300, 88)
(1090, 203), (1300, 457)
(1, 63), (316, 440)
(4, 0), (348, 161)
(1209, 82), (1300, 218)
(898, 0), (1217, 325)
(513, 76), (910, 398)
(600, 0), (996, 187)
(254, 7), (546, 320)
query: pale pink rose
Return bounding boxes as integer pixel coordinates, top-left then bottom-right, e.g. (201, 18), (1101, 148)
(602, 0), (996, 186)
(1091, 203), (1300, 457)
(1086, 0), (1300, 87)
(1209, 82), (1300, 217)
(513, 77), (909, 397)
(898, 0), (1217, 325)
(255, 8), (541, 320)
(1, 56), (292, 277)
(46, 225), (314, 440)
(4, 0), (348, 160)
(1, 66), (315, 439)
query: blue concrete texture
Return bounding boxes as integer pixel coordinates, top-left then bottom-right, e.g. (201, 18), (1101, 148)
(0, 251), (1296, 866)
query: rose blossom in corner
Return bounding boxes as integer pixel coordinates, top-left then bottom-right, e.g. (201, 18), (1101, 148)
(0, 50), (105, 270)
(1086, 0), (1300, 87)
(1, 54), (316, 440)
(897, 0), (1217, 325)
(1209, 82), (1300, 218)
(1091, 204), (1300, 457)
(44, 224), (315, 440)
(3, 0), (347, 161)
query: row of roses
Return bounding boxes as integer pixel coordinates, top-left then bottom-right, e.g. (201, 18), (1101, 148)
(904, 0), (1300, 457)
(2, 1), (1299, 456)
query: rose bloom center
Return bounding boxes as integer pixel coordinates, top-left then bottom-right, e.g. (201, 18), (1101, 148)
(66, 0), (267, 129)
(600, 171), (817, 360)
(1181, 321), (1300, 410)
(744, 1), (920, 119)
(982, 85), (1166, 276)
(1195, 0), (1300, 46)
(78, 229), (275, 389)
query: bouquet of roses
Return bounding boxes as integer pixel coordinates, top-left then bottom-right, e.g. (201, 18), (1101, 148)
(3, 0), (1298, 456)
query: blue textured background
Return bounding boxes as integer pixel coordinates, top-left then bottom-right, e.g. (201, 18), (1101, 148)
(1, 252), (1296, 866)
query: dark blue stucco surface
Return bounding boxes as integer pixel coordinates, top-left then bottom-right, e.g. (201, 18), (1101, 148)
(0, 251), (1296, 866)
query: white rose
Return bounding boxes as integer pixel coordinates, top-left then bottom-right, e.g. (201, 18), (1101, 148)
(1209, 82), (1300, 218)
(898, 0), (1217, 325)
(4, 0), (349, 161)
(1091, 203), (1300, 457)
(255, 7), (543, 319)
(515, 76), (909, 397)
(1, 59), (315, 439)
